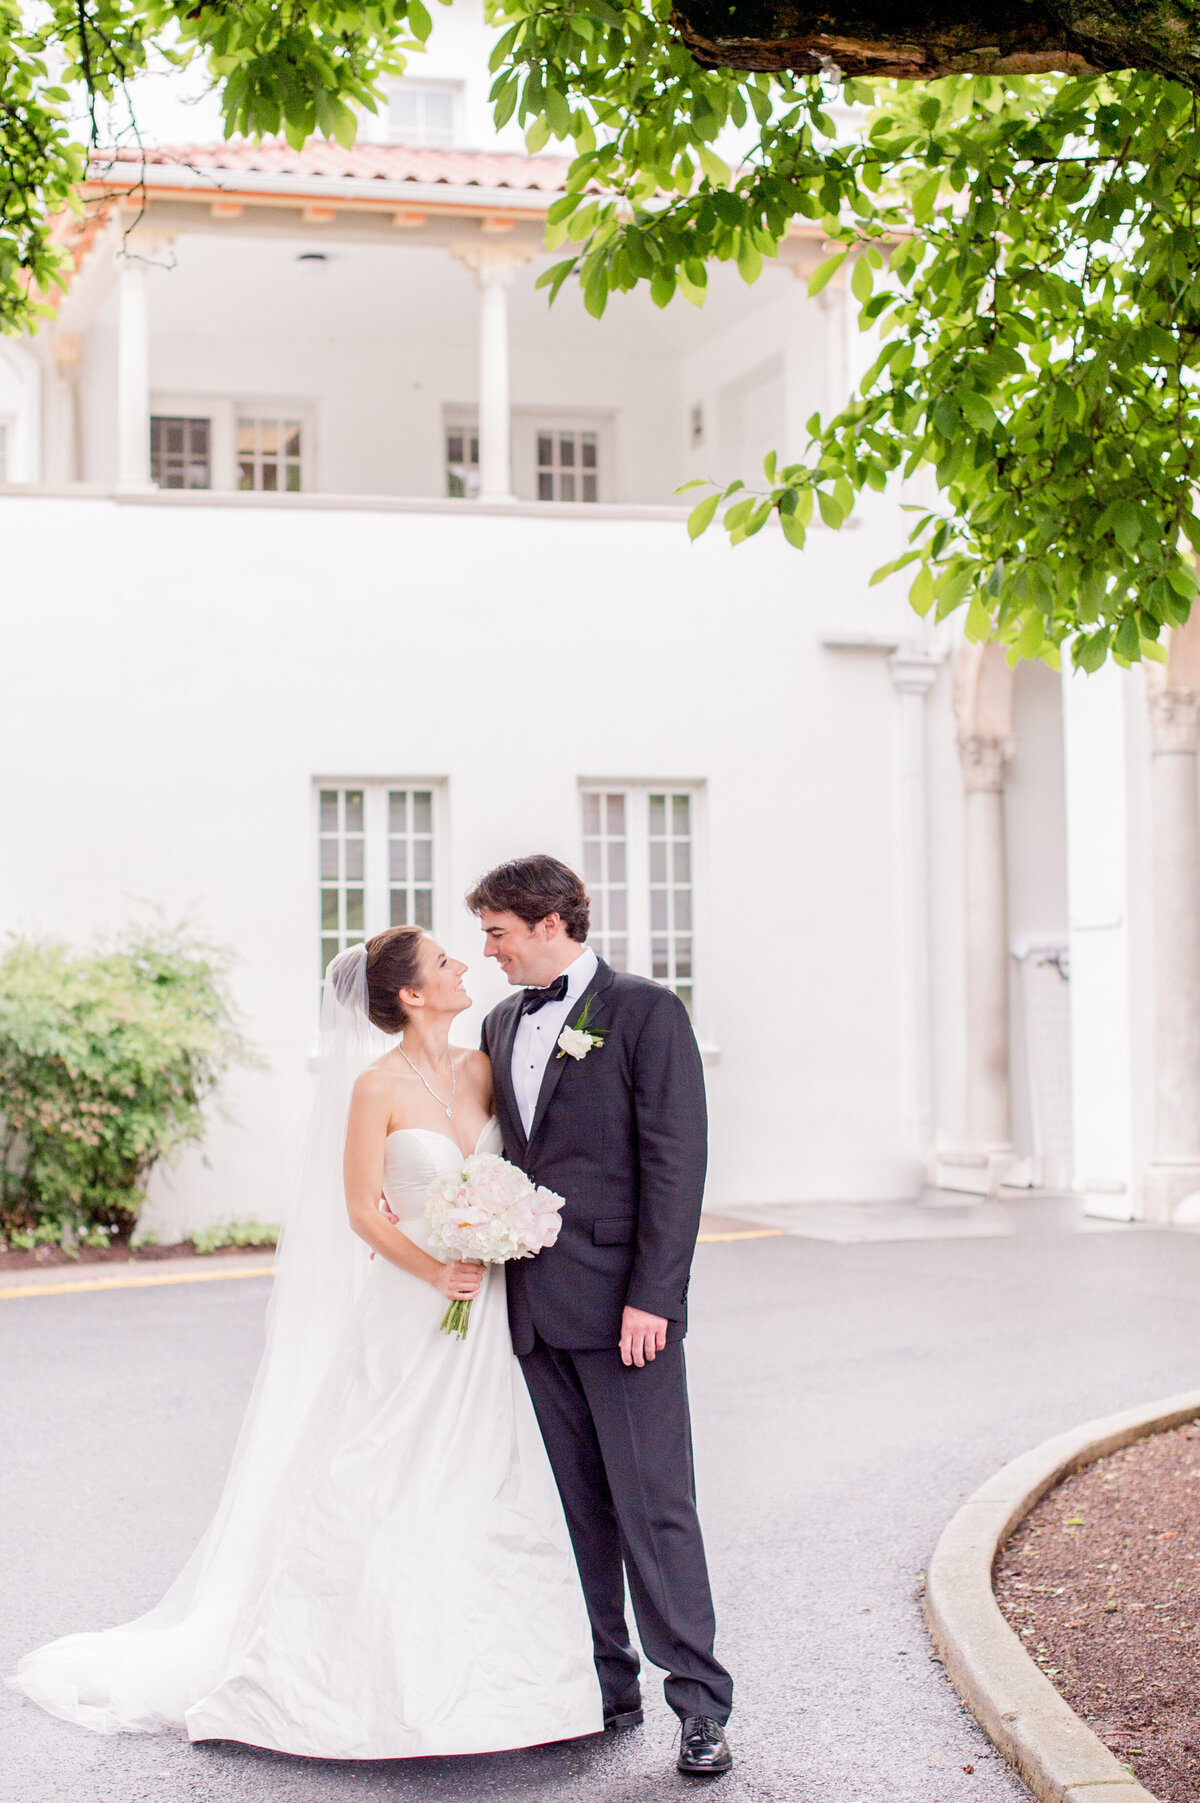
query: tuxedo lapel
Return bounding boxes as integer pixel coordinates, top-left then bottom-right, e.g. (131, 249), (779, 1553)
(526, 958), (615, 1155)
(490, 994), (527, 1155)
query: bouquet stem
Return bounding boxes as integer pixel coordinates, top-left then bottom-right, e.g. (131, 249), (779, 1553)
(440, 1297), (473, 1339)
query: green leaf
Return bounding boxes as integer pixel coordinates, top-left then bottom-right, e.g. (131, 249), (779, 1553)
(688, 493), (720, 539)
(525, 115), (551, 154)
(808, 251), (847, 299)
(1114, 614), (1140, 659)
(780, 510), (807, 549)
(959, 390), (998, 432)
(909, 565), (934, 616)
(911, 172), (942, 223)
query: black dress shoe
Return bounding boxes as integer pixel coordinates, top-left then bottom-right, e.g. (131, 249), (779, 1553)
(603, 1692), (644, 1730)
(677, 1716), (733, 1775)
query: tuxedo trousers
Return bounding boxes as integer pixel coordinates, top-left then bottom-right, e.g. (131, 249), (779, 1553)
(518, 1336), (733, 1723)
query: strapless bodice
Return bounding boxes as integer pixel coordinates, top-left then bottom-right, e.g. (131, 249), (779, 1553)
(382, 1120), (503, 1220)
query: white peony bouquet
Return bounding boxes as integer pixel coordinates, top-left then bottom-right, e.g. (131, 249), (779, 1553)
(425, 1151), (565, 1339)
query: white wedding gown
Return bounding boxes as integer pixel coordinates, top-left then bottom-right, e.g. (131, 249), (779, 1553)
(13, 1122), (603, 1759)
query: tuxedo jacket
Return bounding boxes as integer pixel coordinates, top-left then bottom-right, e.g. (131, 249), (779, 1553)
(481, 957), (708, 1355)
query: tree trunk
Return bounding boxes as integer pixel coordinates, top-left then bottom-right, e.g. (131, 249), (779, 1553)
(670, 0), (1200, 87)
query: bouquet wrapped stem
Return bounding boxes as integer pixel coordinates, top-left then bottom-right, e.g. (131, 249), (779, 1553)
(425, 1152), (566, 1342)
(440, 1295), (473, 1339)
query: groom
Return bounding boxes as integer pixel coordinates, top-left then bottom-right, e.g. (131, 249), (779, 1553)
(469, 855), (733, 1777)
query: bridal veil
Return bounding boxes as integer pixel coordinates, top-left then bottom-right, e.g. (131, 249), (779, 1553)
(8, 946), (388, 1732)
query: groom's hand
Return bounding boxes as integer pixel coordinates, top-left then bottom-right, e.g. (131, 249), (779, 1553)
(620, 1307), (668, 1368)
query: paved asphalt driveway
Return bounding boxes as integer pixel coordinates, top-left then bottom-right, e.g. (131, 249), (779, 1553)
(4, 1211), (1200, 1803)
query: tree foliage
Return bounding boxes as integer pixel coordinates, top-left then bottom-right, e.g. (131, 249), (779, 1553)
(485, 10), (1200, 669)
(0, 923), (257, 1245)
(3, 2), (1200, 663)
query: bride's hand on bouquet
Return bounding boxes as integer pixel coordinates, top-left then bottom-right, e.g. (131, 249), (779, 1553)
(432, 1258), (484, 1302)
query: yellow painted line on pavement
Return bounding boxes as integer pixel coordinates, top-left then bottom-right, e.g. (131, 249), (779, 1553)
(2, 1230), (777, 1299)
(696, 1228), (783, 1243)
(0, 1263), (275, 1301)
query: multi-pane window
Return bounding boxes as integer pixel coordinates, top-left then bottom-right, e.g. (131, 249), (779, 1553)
(445, 425), (479, 499)
(388, 82), (458, 146)
(649, 793), (694, 1013)
(582, 793), (629, 971)
(319, 787), (366, 980)
(318, 782), (440, 986)
(150, 415), (211, 489)
(238, 417), (302, 492)
(386, 789), (434, 929)
(537, 430), (598, 503)
(580, 786), (700, 1016)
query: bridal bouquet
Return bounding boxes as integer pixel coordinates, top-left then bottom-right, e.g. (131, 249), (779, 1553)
(425, 1152), (565, 1340)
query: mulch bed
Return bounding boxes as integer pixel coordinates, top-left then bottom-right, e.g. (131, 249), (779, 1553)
(994, 1420), (1200, 1802)
(0, 1239), (274, 1271)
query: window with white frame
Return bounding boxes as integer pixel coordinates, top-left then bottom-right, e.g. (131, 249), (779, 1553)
(387, 81), (460, 146)
(445, 421), (479, 498)
(537, 428), (599, 503)
(318, 782), (439, 983)
(238, 416), (303, 492)
(151, 415), (211, 489)
(582, 785), (700, 1016)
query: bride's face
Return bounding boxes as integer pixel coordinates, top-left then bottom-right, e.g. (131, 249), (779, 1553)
(409, 937), (471, 1017)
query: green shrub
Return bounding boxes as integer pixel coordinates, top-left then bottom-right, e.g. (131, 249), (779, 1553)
(189, 1220), (278, 1255)
(0, 924), (257, 1245)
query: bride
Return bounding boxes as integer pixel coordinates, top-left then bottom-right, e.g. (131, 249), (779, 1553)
(8, 926), (603, 1758)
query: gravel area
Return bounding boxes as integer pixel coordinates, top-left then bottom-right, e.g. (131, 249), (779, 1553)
(994, 1419), (1200, 1803)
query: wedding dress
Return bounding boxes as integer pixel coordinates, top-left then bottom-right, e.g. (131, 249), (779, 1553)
(9, 950), (602, 1759)
(182, 1120), (601, 1757)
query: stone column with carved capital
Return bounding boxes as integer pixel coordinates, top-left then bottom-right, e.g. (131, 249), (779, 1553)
(961, 730), (1016, 1157)
(448, 242), (536, 504)
(935, 641), (1019, 1194)
(1145, 680), (1200, 1220)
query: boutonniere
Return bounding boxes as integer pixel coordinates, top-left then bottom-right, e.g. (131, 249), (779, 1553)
(556, 995), (608, 1061)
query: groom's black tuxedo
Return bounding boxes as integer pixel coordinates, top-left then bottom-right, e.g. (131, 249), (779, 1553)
(482, 956), (732, 1726)
(482, 957), (706, 1355)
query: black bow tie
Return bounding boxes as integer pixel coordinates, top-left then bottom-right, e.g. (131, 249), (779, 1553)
(521, 975), (570, 1016)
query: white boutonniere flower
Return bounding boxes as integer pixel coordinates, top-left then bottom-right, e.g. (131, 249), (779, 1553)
(555, 995), (607, 1061)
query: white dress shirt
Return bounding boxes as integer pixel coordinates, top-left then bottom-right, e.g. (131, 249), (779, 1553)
(511, 946), (599, 1137)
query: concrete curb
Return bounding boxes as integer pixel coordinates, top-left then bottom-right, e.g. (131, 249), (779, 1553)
(925, 1388), (1200, 1803)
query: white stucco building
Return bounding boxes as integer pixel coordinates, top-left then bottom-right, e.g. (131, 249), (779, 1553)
(2, 9), (1199, 1236)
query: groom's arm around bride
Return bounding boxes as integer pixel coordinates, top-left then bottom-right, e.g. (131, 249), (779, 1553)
(470, 855), (734, 1778)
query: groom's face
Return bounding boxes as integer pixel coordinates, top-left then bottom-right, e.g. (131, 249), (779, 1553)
(478, 909), (562, 988)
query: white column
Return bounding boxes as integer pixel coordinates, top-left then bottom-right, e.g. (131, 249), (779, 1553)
(1062, 659), (1136, 1218)
(116, 258), (151, 490)
(1145, 686), (1200, 1220)
(889, 649), (940, 1172)
(477, 264), (515, 503)
(46, 333), (82, 484)
(449, 243), (535, 505)
(960, 734), (1015, 1156)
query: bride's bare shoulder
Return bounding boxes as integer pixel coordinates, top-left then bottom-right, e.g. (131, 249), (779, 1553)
(352, 1055), (406, 1104)
(454, 1047), (492, 1099)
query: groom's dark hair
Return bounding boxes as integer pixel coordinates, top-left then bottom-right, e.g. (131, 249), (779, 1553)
(466, 855), (590, 942)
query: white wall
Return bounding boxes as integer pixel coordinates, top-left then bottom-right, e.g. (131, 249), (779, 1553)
(0, 490), (920, 1233)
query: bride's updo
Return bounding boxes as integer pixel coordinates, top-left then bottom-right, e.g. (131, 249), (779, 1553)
(364, 926), (425, 1034)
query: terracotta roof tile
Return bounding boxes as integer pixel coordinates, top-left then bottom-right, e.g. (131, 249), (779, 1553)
(90, 140), (572, 192)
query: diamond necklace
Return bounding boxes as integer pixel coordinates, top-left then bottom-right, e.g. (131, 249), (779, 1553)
(397, 1044), (457, 1119)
